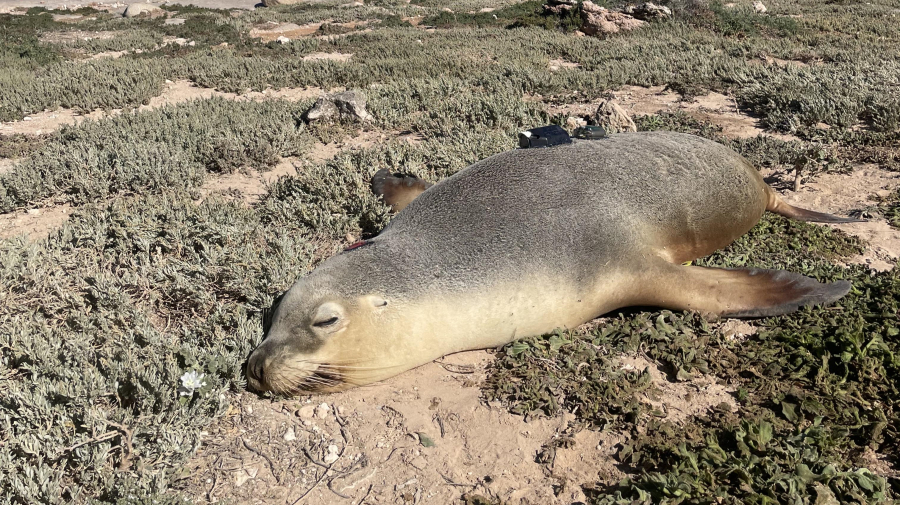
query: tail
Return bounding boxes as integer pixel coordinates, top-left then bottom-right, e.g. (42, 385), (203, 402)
(765, 187), (864, 224)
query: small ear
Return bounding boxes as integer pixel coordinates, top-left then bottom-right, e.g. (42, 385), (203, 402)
(262, 291), (287, 336)
(311, 302), (348, 335)
(365, 295), (389, 308)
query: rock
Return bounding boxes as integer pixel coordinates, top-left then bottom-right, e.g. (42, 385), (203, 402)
(296, 404), (317, 418)
(566, 116), (588, 129)
(753, 0), (767, 13)
(323, 444), (340, 465)
(164, 17), (185, 25)
(544, 0), (575, 15)
(122, 3), (163, 18)
(283, 426), (297, 441)
(623, 2), (672, 20)
(315, 402), (331, 419)
(304, 90), (373, 123)
(306, 99), (339, 122)
(593, 100), (637, 133)
(276, 35), (291, 44)
(580, 1), (646, 36)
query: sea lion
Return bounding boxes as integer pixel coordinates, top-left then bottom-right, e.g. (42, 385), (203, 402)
(246, 131), (858, 394)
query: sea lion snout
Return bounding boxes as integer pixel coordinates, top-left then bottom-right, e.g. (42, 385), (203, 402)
(246, 340), (330, 394)
(245, 347), (270, 391)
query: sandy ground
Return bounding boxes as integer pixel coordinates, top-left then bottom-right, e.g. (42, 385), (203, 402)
(179, 349), (741, 504)
(0, 80), (330, 240)
(0, 80), (328, 138)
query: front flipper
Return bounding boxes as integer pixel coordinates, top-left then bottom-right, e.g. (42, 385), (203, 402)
(637, 264), (851, 318)
(371, 169), (432, 213)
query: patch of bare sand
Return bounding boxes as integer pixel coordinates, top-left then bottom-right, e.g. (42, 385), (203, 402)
(39, 30), (116, 44)
(250, 22), (322, 41)
(197, 128), (425, 204)
(548, 58), (580, 72)
(180, 351), (626, 505)
(547, 85), (799, 142)
(302, 52), (353, 62)
(198, 157), (302, 204)
(0, 204), (73, 241)
(765, 164), (900, 271)
(0, 80), (327, 136)
(249, 21), (365, 42)
(306, 129), (424, 164)
(0, 158), (17, 176)
(716, 319), (757, 343)
(88, 49), (129, 60)
(618, 355), (737, 424)
(860, 448), (899, 483)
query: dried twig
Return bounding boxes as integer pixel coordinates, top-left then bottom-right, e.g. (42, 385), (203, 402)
(242, 438), (281, 485)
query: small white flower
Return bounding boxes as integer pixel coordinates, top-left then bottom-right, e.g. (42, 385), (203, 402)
(179, 370), (207, 397)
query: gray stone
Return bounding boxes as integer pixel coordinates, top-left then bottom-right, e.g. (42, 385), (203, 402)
(305, 98), (339, 122)
(581, 1), (646, 36)
(164, 18), (185, 25)
(544, 0), (575, 15)
(123, 3), (163, 18)
(623, 2), (672, 20)
(305, 90), (373, 123)
(593, 100), (637, 133)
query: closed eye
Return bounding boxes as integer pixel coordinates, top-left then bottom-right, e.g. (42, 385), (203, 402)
(313, 316), (339, 328)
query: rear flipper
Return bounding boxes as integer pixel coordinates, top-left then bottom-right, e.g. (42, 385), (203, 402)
(637, 263), (851, 319)
(371, 169), (432, 213)
(765, 187), (864, 223)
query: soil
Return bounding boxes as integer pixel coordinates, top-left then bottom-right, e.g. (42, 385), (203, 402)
(0, 80), (327, 136)
(249, 22), (323, 41)
(249, 21), (365, 42)
(0, 80), (332, 241)
(761, 163), (900, 272)
(0, 204), (72, 240)
(547, 85), (800, 142)
(180, 351), (627, 504)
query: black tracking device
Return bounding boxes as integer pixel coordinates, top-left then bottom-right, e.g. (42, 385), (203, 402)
(518, 125), (572, 149)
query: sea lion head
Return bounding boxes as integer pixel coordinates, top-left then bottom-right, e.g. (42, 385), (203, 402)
(245, 250), (417, 395)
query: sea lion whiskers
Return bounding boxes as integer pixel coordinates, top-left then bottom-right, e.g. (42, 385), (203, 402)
(274, 358), (402, 393)
(272, 364), (344, 394)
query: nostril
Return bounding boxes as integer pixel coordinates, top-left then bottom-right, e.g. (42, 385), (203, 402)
(247, 352), (266, 384)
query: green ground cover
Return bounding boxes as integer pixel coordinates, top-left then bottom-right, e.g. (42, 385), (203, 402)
(1, 0), (898, 502)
